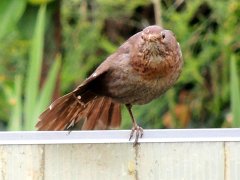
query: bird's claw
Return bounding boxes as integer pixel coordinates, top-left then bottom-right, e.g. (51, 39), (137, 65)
(129, 125), (144, 146)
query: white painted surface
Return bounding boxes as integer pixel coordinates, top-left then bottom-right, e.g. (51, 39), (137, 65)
(0, 129), (240, 180)
(225, 142), (240, 180)
(0, 145), (44, 180)
(1, 129), (240, 144)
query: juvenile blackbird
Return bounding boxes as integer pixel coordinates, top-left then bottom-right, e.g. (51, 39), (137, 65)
(36, 25), (183, 145)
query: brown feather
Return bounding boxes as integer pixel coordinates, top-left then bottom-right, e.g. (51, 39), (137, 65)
(94, 98), (112, 129)
(109, 103), (121, 128)
(36, 88), (122, 131)
(73, 97), (122, 130)
(81, 97), (105, 130)
(36, 92), (91, 130)
(36, 66), (120, 131)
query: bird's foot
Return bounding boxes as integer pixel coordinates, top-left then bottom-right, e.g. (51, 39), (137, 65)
(129, 125), (144, 146)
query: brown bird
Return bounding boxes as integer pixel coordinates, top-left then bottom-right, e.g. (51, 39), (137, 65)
(36, 25), (183, 145)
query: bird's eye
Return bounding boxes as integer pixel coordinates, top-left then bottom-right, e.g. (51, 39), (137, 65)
(161, 32), (165, 39)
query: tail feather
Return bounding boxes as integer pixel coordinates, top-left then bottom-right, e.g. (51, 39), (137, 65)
(109, 103), (121, 128)
(84, 97), (121, 130)
(94, 98), (112, 129)
(36, 93), (88, 130)
(81, 97), (104, 130)
(36, 65), (122, 131)
(36, 92), (122, 131)
(81, 97), (121, 130)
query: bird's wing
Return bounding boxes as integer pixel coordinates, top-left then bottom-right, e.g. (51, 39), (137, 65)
(36, 66), (121, 131)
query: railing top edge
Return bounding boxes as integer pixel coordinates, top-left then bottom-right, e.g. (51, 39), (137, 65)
(0, 128), (240, 145)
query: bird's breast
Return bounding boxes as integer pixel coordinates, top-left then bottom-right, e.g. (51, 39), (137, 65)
(101, 57), (182, 105)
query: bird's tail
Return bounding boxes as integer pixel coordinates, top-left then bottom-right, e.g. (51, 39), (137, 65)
(36, 91), (121, 131)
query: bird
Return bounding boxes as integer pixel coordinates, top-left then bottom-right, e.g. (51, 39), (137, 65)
(36, 25), (183, 145)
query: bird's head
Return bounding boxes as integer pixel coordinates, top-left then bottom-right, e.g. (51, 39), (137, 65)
(140, 25), (181, 61)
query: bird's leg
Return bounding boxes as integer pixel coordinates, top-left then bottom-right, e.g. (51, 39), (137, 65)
(125, 104), (143, 145)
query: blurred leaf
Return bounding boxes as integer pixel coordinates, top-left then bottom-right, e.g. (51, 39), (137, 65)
(0, 0), (26, 40)
(24, 5), (46, 130)
(17, 6), (38, 39)
(34, 54), (61, 118)
(99, 36), (118, 54)
(28, 0), (54, 5)
(8, 75), (22, 130)
(230, 55), (240, 127)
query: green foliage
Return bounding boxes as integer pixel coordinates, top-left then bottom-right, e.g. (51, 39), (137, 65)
(0, 0), (26, 40)
(23, 5), (60, 130)
(24, 5), (46, 129)
(8, 75), (22, 130)
(154, 0), (240, 128)
(1, 4), (60, 130)
(35, 54), (61, 119)
(0, 0), (240, 130)
(0, 0), (28, 127)
(230, 56), (240, 127)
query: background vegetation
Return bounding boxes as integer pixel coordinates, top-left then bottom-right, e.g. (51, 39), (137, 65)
(0, 0), (239, 130)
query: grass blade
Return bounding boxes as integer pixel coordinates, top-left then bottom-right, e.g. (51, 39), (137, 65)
(0, 0), (26, 40)
(230, 55), (240, 127)
(34, 54), (61, 121)
(24, 5), (46, 130)
(8, 75), (23, 130)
